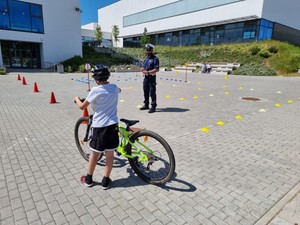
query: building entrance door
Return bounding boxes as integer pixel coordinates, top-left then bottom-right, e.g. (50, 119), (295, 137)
(11, 48), (33, 68)
(1, 41), (40, 68)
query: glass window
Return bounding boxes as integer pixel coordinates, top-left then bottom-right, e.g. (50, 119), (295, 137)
(9, 1), (31, 31)
(0, 0), (44, 33)
(31, 4), (42, 17)
(225, 22), (243, 29)
(243, 26), (256, 39)
(0, 0), (8, 11)
(0, 12), (10, 29)
(224, 28), (243, 42)
(31, 17), (43, 33)
(124, 0), (244, 27)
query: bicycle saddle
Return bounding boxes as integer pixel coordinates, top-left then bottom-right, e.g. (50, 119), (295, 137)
(120, 118), (139, 126)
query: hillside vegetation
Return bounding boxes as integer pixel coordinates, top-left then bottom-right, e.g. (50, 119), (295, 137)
(63, 40), (300, 76)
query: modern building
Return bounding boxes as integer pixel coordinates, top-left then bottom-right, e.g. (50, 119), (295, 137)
(0, 0), (82, 69)
(81, 22), (112, 48)
(98, 0), (300, 48)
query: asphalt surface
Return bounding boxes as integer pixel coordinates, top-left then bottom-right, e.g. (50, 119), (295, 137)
(0, 71), (299, 225)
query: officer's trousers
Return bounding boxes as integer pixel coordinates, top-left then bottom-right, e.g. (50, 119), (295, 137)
(143, 75), (157, 108)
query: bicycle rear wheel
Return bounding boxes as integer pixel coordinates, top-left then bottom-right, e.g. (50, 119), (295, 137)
(126, 130), (175, 184)
(74, 117), (103, 163)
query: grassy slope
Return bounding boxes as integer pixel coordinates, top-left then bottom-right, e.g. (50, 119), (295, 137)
(117, 40), (300, 76)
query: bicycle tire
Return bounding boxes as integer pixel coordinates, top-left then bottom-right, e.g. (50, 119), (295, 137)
(74, 117), (103, 163)
(126, 130), (175, 184)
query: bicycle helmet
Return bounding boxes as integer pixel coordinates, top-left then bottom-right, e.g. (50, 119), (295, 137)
(145, 43), (154, 51)
(91, 66), (110, 80)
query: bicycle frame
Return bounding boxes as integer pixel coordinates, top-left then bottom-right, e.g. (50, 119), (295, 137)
(82, 114), (155, 163)
(117, 125), (155, 162)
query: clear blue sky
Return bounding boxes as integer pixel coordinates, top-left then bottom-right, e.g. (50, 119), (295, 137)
(80, 0), (118, 25)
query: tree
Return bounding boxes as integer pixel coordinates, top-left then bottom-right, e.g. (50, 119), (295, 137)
(112, 25), (119, 47)
(95, 25), (103, 47)
(140, 27), (150, 47)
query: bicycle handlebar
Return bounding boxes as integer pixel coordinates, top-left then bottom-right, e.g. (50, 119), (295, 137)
(74, 98), (86, 103)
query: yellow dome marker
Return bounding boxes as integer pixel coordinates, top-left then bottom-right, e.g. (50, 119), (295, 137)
(165, 95), (171, 99)
(216, 121), (225, 126)
(223, 85), (227, 88)
(235, 115), (243, 119)
(176, 71), (178, 76)
(193, 96), (198, 99)
(129, 86), (134, 89)
(180, 97), (185, 101)
(287, 100), (293, 103)
(259, 109), (266, 112)
(225, 91), (230, 95)
(225, 73), (229, 80)
(275, 103), (281, 107)
(198, 87), (203, 90)
(198, 82), (201, 84)
(120, 99), (125, 103)
(239, 86), (243, 90)
(298, 97), (300, 100)
(200, 127), (210, 133)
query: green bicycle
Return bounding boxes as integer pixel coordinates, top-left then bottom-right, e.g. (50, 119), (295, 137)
(74, 114), (176, 184)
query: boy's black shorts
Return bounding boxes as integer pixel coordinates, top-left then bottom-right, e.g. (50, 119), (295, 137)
(89, 124), (119, 153)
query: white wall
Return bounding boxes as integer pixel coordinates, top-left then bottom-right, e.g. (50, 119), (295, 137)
(82, 22), (98, 30)
(98, 0), (265, 47)
(40, 0), (82, 64)
(262, 0), (300, 30)
(1, 0), (82, 65)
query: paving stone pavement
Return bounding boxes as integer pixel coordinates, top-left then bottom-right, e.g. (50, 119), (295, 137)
(0, 71), (299, 225)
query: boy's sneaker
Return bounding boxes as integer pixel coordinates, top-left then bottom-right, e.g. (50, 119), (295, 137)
(102, 176), (111, 190)
(80, 175), (93, 187)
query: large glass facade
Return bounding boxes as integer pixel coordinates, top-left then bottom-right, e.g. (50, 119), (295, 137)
(123, 19), (274, 47)
(0, 0), (44, 33)
(1, 41), (41, 68)
(123, 0), (243, 27)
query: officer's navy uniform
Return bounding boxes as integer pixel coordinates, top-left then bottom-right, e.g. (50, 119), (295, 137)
(143, 54), (159, 109)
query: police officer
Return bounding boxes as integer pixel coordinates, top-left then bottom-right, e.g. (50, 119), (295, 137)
(140, 43), (160, 113)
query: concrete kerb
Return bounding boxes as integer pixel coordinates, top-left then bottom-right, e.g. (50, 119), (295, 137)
(254, 182), (300, 225)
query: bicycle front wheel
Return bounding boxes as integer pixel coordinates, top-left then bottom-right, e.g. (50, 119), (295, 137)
(74, 117), (103, 163)
(127, 130), (175, 184)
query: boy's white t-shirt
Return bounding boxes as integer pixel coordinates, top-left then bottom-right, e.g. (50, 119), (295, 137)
(86, 83), (119, 128)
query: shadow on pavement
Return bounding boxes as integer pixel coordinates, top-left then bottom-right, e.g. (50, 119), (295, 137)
(156, 107), (189, 113)
(112, 170), (196, 192)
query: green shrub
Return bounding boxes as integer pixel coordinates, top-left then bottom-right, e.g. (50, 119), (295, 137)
(250, 46), (261, 55)
(61, 55), (84, 72)
(65, 66), (73, 73)
(0, 67), (6, 75)
(233, 62), (276, 76)
(268, 46), (278, 53)
(259, 49), (272, 58)
(79, 64), (86, 73)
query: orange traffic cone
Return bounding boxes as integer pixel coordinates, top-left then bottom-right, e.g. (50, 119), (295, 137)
(49, 92), (57, 104)
(83, 108), (89, 117)
(33, 82), (39, 93)
(17, 74), (21, 81)
(82, 108), (89, 124)
(22, 77), (27, 85)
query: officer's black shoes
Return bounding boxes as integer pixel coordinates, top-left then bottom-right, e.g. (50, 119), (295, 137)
(140, 105), (149, 110)
(148, 107), (156, 113)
